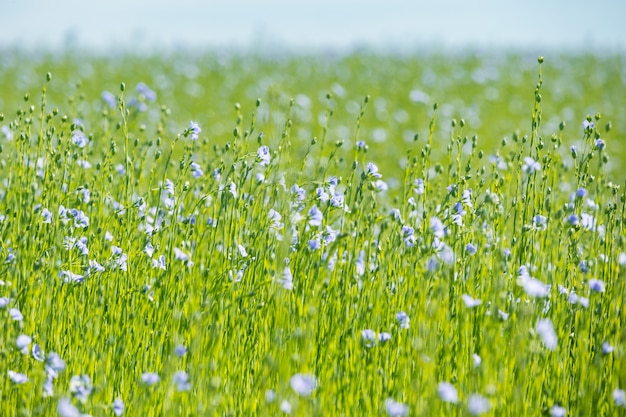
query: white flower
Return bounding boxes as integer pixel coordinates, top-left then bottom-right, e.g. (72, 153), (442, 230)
(366, 162), (382, 178)
(451, 202), (466, 226)
(77, 159), (92, 169)
(602, 341), (614, 354)
(152, 255), (166, 271)
(522, 156), (541, 174)
(355, 250), (366, 276)
(16, 334), (32, 354)
(57, 397), (82, 417)
(59, 271), (85, 283)
(32, 343), (45, 361)
(43, 375), (54, 397)
(473, 353), (482, 368)
(279, 266), (293, 290)
(41, 208), (53, 223)
(69, 374), (92, 403)
(112, 398), (125, 416)
(290, 373), (316, 396)
(268, 209), (283, 228)
(324, 226), (339, 244)
(144, 243), (154, 257)
(229, 182), (238, 199)
(520, 277), (550, 298)
(550, 405), (567, 417)
(141, 372), (160, 386)
(315, 187), (330, 202)
(467, 394), (491, 415)
(113, 251), (128, 271)
(580, 213), (600, 232)
(308, 205), (323, 227)
(361, 329), (377, 347)
(280, 400), (292, 414)
(190, 162), (204, 178)
(462, 294), (482, 308)
(9, 308), (23, 321)
(88, 260), (105, 274)
(79, 188), (90, 203)
(163, 178), (175, 196)
(188, 121), (201, 140)
(465, 243), (477, 255)
(265, 389), (276, 403)
(436, 242), (455, 264)
(374, 180), (388, 192)
(257, 145), (271, 166)
(396, 311), (410, 329)
(533, 214), (547, 230)
(229, 269), (244, 283)
(517, 267), (550, 298)
(1, 125), (13, 140)
(72, 130), (89, 148)
(589, 279), (605, 293)
(291, 184), (306, 203)
(174, 345), (187, 357)
(237, 243), (248, 258)
(59, 205), (70, 223)
(384, 398), (409, 416)
(613, 388), (625, 407)
(8, 370), (28, 384)
(46, 352), (66, 378)
(438, 382), (459, 403)
(414, 178), (425, 194)
(330, 192), (344, 208)
(172, 371), (191, 392)
(430, 216), (446, 239)
(71, 208), (89, 228)
(74, 237), (89, 256)
(378, 332), (392, 344)
(536, 318), (558, 351)
(174, 247), (189, 262)
(462, 189), (473, 207)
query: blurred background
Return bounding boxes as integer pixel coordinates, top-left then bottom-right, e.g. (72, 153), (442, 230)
(1, 0), (625, 53)
(2, 0), (625, 171)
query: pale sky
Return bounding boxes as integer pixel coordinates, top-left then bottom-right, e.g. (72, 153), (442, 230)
(1, 0), (625, 52)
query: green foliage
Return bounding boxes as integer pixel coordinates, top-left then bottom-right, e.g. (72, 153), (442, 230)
(0, 50), (624, 416)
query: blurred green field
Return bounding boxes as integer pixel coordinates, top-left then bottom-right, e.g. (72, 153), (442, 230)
(1, 50), (625, 182)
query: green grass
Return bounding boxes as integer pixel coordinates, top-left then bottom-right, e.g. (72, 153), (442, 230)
(0, 50), (624, 416)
